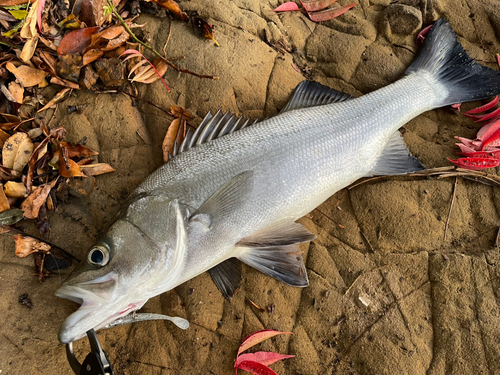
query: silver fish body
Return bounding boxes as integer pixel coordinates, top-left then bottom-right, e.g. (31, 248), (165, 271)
(56, 19), (500, 344)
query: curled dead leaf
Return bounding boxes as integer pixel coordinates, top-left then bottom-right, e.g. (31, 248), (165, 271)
(8, 81), (23, 104)
(151, 0), (188, 21)
(60, 142), (98, 158)
(0, 208), (23, 225)
(170, 106), (193, 120)
(21, 183), (51, 219)
(162, 118), (181, 163)
(14, 234), (51, 258)
(20, 33), (39, 63)
(37, 88), (71, 113)
(0, 184), (10, 212)
(6, 62), (48, 87)
(2, 132), (34, 172)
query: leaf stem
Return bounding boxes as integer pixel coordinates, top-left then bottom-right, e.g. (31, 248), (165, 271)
(107, 0), (219, 80)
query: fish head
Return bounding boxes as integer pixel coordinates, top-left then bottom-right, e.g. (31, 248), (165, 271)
(55, 218), (175, 344)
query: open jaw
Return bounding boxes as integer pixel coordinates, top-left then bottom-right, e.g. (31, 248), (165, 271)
(56, 284), (147, 344)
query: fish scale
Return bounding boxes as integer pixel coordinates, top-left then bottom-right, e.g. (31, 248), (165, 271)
(56, 19), (500, 344)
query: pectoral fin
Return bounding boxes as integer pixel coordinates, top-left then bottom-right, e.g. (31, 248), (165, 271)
(236, 221), (316, 287)
(207, 258), (242, 299)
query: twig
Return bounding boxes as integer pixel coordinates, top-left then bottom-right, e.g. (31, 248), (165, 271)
(108, 0), (219, 80)
(162, 16), (173, 57)
(444, 177), (458, 241)
(314, 208), (345, 229)
(119, 90), (173, 116)
(0, 224), (81, 262)
(360, 230), (374, 252)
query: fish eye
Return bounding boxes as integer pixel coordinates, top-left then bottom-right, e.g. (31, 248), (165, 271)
(87, 244), (110, 267)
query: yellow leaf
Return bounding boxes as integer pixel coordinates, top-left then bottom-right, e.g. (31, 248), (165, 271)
(20, 33), (38, 63)
(2, 132), (33, 172)
(4, 181), (28, 198)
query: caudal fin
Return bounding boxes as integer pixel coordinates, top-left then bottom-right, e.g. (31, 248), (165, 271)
(406, 19), (500, 106)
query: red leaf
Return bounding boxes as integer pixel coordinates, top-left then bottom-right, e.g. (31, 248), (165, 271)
(456, 143), (478, 154)
(300, 0), (337, 12)
(464, 107), (500, 122)
(57, 27), (100, 55)
(448, 157), (500, 171)
(237, 330), (292, 356)
(477, 117), (500, 141)
(36, 0), (46, 32)
(120, 49), (170, 91)
(416, 24), (433, 45)
(464, 96), (499, 115)
(308, 2), (356, 22)
(273, 2), (300, 11)
(481, 127), (500, 150)
(236, 360), (277, 375)
(235, 352), (294, 370)
(457, 150), (500, 158)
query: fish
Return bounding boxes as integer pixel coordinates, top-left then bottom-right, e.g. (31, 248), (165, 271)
(56, 19), (500, 344)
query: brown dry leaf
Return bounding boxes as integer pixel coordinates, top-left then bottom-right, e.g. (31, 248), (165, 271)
(38, 35), (58, 51)
(14, 234), (51, 258)
(170, 106), (193, 120)
(50, 77), (80, 89)
(21, 184), (51, 219)
(37, 88), (71, 113)
(60, 142), (98, 158)
(0, 184), (10, 212)
(4, 181), (28, 198)
(0, 129), (10, 148)
(19, 0), (38, 39)
(82, 49), (104, 66)
(57, 148), (85, 177)
(80, 163), (115, 176)
(8, 81), (23, 104)
(6, 62), (48, 87)
(2, 132), (34, 172)
(140, 57), (168, 84)
(20, 34), (39, 63)
(150, 0), (188, 21)
(0, 84), (16, 102)
(162, 118), (181, 163)
(38, 51), (58, 76)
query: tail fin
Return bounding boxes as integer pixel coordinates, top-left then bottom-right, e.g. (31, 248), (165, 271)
(406, 19), (500, 106)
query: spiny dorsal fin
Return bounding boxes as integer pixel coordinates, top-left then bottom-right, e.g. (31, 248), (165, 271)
(207, 258), (242, 299)
(235, 220), (316, 287)
(170, 110), (258, 158)
(369, 131), (425, 176)
(281, 80), (354, 113)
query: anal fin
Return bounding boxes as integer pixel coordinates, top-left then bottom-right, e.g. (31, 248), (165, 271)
(207, 258), (242, 299)
(236, 221), (316, 287)
(369, 131), (425, 176)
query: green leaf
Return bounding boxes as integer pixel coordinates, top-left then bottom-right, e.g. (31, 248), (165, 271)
(8, 9), (27, 20)
(0, 208), (24, 225)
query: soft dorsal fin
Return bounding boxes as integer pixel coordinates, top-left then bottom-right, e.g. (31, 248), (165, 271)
(281, 80), (354, 113)
(207, 258), (242, 299)
(235, 220), (316, 287)
(192, 171), (254, 222)
(369, 131), (425, 176)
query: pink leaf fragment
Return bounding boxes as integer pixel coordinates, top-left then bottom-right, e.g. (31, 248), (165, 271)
(416, 24), (433, 45)
(456, 143), (478, 154)
(235, 352), (294, 370)
(464, 107), (500, 122)
(120, 49), (170, 92)
(308, 2), (356, 22)
(458, 150), (500, 158)
(464, 96), (499, 115)
(477, 117), (500, 141)
(481, 127), (500, 150)
(237, 330), (293, 356)
(36, 0), (46, 32)
(236, 360), (277, 375)
(300, 0), (338, 12)
(448, 157), (500, 171)
(273, 2), (300, 12)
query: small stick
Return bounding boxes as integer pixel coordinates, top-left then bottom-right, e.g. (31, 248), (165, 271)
(314, 208), (345, 229)
(360, 230), (374, 252)
(162, 16), (173, 57)
(444, 177), (458, 241)
(246, 298), (266, 312)
(120, 90), (173, 116)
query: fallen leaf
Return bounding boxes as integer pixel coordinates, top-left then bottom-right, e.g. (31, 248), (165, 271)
(2, 132), (34, 172)
(237, 330), (293, 356)
(0, 128), (10, 148)
(170, 106), (193, 120)
(82, 48), (104, 66)
(14, 234), (51, 257)
(273, 2), (300, 11)
(308, 2), (356, 22)
(150, 0), (188, 21)
(0, 207), (23, 225)
(4, 181), (28, 197)
(57, 149), (85, 177)
(79, 163), (115, 176)
(234, 352), (295, 369)
(120, 50), (170, 90)
(448, 157), (500, 171)
(300, 0), (338, 12)
(50, 76), (80, 89)
(6, 62), (48, 87)
(162, 118), (181, 162)
(60, 142), (98, 158)
(0, 84), (16, 102)
(19, 0), (38, 39)
(191, 16), (219, 46)
(236, 360), (277, 375)
(464, 96), (499, 115)
(57, 26), (100, 55)
(0, 184), (10, 212)
(37, 87), (71, 112)
(20, 33), (38, 63)
(8, 81), (23, 103)
(21, 183), (51, 219)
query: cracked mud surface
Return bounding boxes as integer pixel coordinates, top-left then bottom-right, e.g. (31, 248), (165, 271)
(2, 0), (500, 374)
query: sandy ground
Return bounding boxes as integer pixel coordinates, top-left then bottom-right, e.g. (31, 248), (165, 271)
(2, 0), (500, 374)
